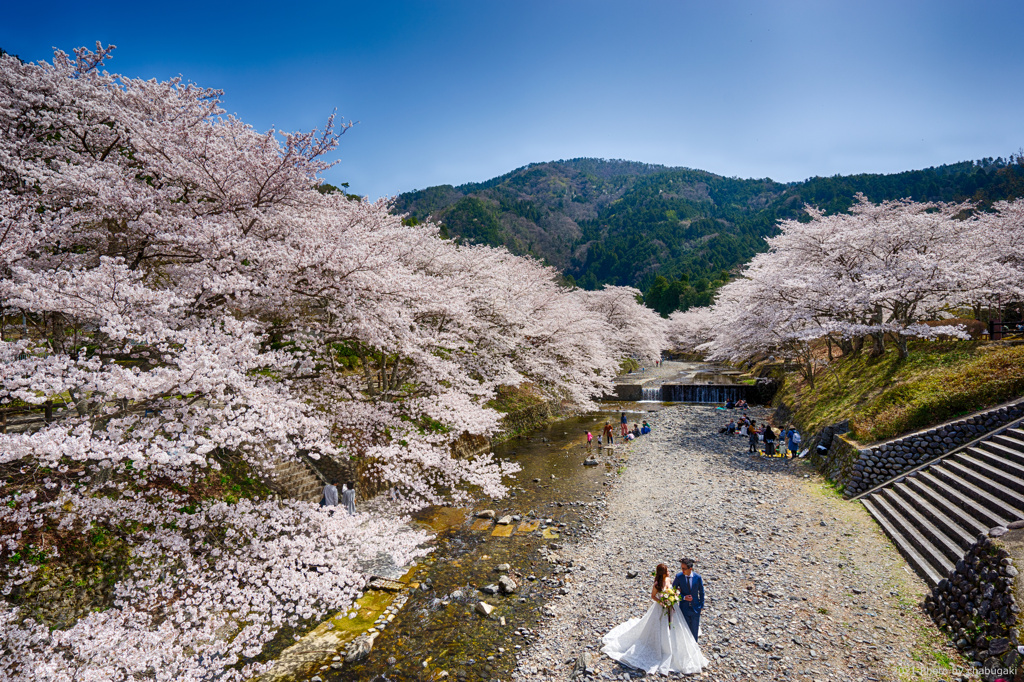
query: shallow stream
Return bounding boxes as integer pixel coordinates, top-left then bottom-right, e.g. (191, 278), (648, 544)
(330, 403), (664, 682)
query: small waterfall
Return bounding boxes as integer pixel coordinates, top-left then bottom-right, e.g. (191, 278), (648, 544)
(641, 386), (663, 401)
(661, 384), (746, 404)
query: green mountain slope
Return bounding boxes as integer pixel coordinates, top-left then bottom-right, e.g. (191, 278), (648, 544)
(392, 156), (1024, 314)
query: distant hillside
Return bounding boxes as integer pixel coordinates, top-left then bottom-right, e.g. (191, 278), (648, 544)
(393, 156), (1024, 314)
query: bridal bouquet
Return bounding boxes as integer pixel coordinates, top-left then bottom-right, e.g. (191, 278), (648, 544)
(657, 586), (681, 626)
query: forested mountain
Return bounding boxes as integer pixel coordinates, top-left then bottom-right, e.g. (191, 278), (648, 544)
(392, 156), (1024, 314)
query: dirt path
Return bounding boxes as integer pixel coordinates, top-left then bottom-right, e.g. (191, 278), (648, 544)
(510, 404), (964, 681)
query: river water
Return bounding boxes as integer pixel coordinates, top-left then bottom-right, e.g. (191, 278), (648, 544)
(331, 403), (664, 682)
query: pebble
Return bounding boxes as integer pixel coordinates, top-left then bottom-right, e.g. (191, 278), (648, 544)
(509, 405), (960, 681)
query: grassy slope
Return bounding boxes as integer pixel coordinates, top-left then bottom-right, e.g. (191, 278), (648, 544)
(775, 340), (1024, 444)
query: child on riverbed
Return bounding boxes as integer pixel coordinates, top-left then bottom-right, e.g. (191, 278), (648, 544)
(747, 420), (759, 453)
(586, 431), (593, 448)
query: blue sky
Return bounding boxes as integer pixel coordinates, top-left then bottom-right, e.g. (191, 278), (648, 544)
(4, 1), (1023, 199)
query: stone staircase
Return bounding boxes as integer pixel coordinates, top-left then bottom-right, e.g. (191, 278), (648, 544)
(858, 420), (1024, 586)
(271, 457), (328, 503)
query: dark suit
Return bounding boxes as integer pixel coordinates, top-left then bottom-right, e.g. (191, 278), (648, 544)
(672, 571), (704, 642)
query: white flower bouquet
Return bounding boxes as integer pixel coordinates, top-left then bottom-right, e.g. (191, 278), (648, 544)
(657, 586), (681, 626)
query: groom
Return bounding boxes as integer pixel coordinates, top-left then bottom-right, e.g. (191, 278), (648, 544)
(672, 557), (704, 642)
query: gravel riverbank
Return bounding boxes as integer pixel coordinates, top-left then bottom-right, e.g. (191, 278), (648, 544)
(511, 404), (962, 681)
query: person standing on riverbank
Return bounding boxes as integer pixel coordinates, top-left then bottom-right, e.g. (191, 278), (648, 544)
(620, 412), (628, 437)
(342, 482), (356, 515)
(747, 421), (759, 453)
(673, 558), (705, 644)
(787, 428), (801, 457)
(321, 480), (339, 508)
(764, 426), (777, 457)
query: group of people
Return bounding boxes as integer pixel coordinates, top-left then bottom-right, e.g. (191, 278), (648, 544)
(588, 413), (652, 447)
(723, 398), (748, 409)
(320, 480), (356, 514)
(719, 415), (802, 457)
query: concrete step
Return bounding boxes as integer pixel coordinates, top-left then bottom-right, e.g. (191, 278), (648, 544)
(268, 455), (328, 501)
(859, 418), (1024, 588)
(888, 480), (977, 552)
(903, 474), (992, 539)
(944, 456), (1024, 507)
(930, 462), (1024, 520)
(975, 439), (1024, 467)
(967, 445), (1024, 480)
(991, 432), (1024, 455)
(914, 470), (1011, 530)
(870, 490), (957, 578)
(861, 496), (946, 586)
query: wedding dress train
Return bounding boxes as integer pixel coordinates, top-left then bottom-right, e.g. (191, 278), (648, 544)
(601, 602), (709, 674)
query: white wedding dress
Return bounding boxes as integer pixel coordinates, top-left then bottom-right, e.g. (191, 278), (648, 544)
(601, 599), (709, 674)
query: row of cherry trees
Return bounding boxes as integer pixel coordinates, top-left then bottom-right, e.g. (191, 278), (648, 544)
(668, 195), (1024, 385)
(0, 45), (666, 680)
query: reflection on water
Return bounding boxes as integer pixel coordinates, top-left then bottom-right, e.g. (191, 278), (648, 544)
(331, 404), (661, 682)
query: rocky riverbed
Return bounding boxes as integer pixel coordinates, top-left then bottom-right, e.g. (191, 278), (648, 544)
(511, 405), (965, 682)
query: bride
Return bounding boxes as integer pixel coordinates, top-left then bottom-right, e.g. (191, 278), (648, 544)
(601, 563), (709, 674)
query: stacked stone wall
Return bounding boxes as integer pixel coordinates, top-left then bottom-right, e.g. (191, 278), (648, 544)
(924, 526), (1024, 682)
(815, 433), (860, 489)
(495, 400), (568, 443)
(843, 400), (1024, 497)
(451, 433), (492, 459)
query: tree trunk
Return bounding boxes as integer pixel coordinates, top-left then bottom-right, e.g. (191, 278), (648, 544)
(896, 333), (909, 360)
(802, 358), (815, 389)
(852, 335), (864, 355)
(869, 332), (885, 357)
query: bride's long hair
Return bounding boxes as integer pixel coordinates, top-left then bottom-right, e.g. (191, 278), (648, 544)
(654, 563), (669, 592)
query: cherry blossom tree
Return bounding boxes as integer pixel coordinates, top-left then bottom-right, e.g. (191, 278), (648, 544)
(0, 44), (666, 679)
(668, 195), (1024, 376)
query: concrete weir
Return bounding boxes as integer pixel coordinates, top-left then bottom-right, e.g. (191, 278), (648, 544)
(611, 360), (749, 403)
(660, 383), (748, 403)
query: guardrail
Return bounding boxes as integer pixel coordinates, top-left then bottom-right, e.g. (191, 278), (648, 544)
(989, 320), (1024, 340)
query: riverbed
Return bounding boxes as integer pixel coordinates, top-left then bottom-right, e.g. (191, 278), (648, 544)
(331, 404), (663, 682)
(511, 405), (960, 682)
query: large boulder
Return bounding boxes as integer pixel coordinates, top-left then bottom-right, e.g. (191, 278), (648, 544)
(570, 652), (597, 679)
(498, 575), (517, 594)
(345, 633), (376, 662)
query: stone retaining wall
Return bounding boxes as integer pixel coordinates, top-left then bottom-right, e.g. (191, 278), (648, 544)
(451, 433), (492, 459)
(924, 525), (1024, 682)
(842, 400), (1024, 497)
(613, 384), (642, 401)
(814, 433), (860, 489)
(495, 400), (568, 442)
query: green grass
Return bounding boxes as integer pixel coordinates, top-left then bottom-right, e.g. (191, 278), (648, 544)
(776, 340), (1024, 443)
(485, 383), (546, 414)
